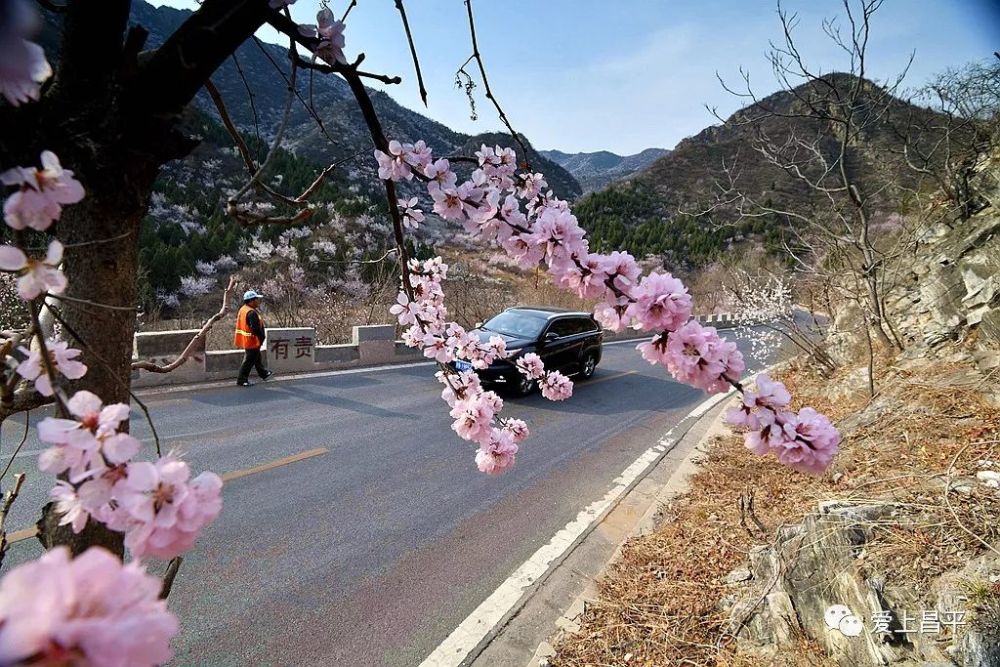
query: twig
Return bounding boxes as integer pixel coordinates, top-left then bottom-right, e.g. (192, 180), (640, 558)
(393, 0), (428, 105)
(0, 473), (26, 566)
(159, 556), (183, 599)
(943, 438), (1000, 557)
(43, 306), (162, 455)
(45, 293), (135, 312)
(230, 47), (298, 204)
(459, 0), (529, 165)
(0, 411), (31, 482)
(132, 276), (239, 374)
(205, 79), (257, 177)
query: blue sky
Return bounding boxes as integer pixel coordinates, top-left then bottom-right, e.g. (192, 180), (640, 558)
(148, 0), (999, 154)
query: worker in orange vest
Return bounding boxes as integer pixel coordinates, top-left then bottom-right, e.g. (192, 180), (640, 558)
(234, 290), (273, 387)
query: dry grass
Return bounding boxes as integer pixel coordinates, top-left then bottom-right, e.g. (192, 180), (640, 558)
(550, 355), (1000, 667)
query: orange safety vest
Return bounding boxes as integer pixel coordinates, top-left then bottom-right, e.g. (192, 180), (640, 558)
(234, 304), (264, 349)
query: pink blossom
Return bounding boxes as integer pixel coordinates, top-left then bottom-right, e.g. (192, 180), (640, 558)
(554, 252), (608, 299)
(429, 182), (466, 221)
(398, 196), (424, 230)
(389, 291), (420, 325)
(437, 369), (481, 408)
(725, 391), (760, 428)
(115, 456), (223, 560)
(593, 300), (629, 332)
(0, 547), (177, 667)
(474, 428), (518, 475)
(515, 352), (545, 380)
(625, 271), (692, 332)
(16, 339), (87, 396)
(50, 481), (90, 533)
(475, 144), (499, 167)
(503, 419), (529, 443)
(515, 172), (546, 200)
(0, 239), (67, 300)
(725, 374), (792, 428)
(450, 394), (496, 444)
(498, 193), (527, 231)
(405, 140), (433, 169)
(774, 407), (840, 474)
(315, 8), (346, 65)
(636, 335), (668, 366)
(531, 208), (586, 262)
(421, 333), (452, 363)
(755, 373), (791, 409)
(424, 158), (456, 188)
(500, 233), (545, 268)
(374, 140), (412, 182)
(661, 321), (744, 394)
(743, 407), (796, 455)
(599, 251), (641, 292)
(37, 390), (134, 477)
(2, 151), (85, 231)
(540, 371), (573, 401)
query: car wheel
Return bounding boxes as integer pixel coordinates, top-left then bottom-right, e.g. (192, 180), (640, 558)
(580, 352), (597, 379)
(515, 374), (536, 396)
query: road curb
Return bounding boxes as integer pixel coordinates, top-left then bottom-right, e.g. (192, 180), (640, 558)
(419, 387), (738, 667)
(525, 393), (739, 666)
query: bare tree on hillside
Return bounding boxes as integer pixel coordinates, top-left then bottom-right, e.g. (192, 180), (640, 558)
(708, 0), (912, 353)
(892, 60), (1000, 220)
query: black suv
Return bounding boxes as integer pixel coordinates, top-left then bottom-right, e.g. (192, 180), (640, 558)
(454, 307), (604, 395)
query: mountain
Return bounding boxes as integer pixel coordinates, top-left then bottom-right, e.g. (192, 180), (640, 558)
(121, 2), (581, 202)
(574, 74), (947, 268)
(34, 2), (582, 310)
(540, 148), (670, 193)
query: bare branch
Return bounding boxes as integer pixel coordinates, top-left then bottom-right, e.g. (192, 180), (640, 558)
(132, 276), (239, 374)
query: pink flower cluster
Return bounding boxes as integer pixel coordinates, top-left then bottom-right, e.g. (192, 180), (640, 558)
(0, 0), (52, 105)
(725, 373), (841, 474)
(39, 390), (223, 559)
(0, 151), (83, 301)
(373, 138), (841, 474)
(383, 223), (574, 472)
(437, 370), (527, 475)
(0, 547), (177, 667)
(2, 151), (85, 231)
(637, 321), (744, 394)
(15, 338), (87, 396)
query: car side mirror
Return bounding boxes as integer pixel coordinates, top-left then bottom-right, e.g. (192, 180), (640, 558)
(543, 331), (559, 343)
(475, 321), (483, 328)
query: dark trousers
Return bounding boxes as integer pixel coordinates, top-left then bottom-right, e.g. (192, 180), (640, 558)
(237, 348), (267, 384)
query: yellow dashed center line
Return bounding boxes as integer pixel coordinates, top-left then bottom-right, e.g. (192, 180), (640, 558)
(4, 447), (330, 546)
(220, 447), (329, 482)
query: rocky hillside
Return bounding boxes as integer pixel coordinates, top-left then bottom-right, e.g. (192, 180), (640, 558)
(540, 147), (669, 193)
(575, 74), (948, 268)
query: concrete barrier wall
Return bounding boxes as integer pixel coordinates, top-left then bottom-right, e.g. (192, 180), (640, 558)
(132, 325), (422, 389)
(131, 313), (744, 388)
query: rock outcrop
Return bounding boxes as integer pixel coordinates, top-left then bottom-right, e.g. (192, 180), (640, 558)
(724, 500), (1000, 666)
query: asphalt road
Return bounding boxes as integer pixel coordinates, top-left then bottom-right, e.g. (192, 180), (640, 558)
(1, 334), (770, 666)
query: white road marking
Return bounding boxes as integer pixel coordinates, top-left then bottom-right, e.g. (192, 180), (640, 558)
(418, 387), (736, 667)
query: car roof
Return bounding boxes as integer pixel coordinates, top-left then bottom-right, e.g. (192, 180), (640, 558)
(506, 306), (593, 320)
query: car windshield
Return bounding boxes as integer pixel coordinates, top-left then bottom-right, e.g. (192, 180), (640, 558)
(482, 311), (547, 339)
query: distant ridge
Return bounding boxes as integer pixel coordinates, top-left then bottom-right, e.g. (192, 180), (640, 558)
(540, 148), (670, 193)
